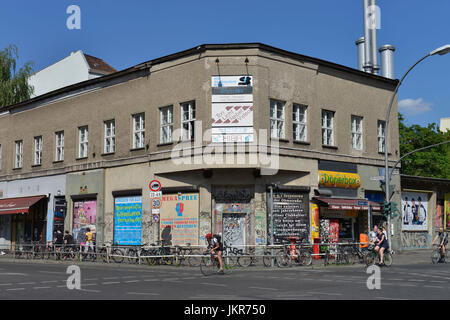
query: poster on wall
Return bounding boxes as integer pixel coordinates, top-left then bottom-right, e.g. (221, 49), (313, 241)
(73, 200), (97, 243)
(160, 193), (199, 246)
(114, 196), (142, 245)
(401, 192), (428, 231)
(311, 204), (319, 241)
(211, 75), (254, 143)
(445, 193), (450, 231)
(271, 191), (309, 244)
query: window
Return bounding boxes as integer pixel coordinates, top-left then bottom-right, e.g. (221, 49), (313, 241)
(132, 113), (145, 149)
(378, 120), (386, 153)
(34, 136), (43, 165)
(78, 126), (88, 158)
(322, 110), (335, 146)
(270, 100), (285, 139)
(104, 120), (115, 154)
(351, 116), (363, 150)
(15, 140), (23, 168)
(56, 131), (64, 161)
(181, 101), (195, 141)
(293, 104), (307, 142)
(160, 106), (173, 144)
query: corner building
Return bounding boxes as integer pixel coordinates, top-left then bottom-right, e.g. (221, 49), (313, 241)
(0, 44), (402, 251)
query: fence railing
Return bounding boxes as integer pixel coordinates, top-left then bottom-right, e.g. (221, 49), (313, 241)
(2, 241), (374, 267)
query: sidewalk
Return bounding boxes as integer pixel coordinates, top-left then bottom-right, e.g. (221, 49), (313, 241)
(393, 248), (434, 265)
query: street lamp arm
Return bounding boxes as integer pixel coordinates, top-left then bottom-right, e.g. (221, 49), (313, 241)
(388, 140), (450, 183)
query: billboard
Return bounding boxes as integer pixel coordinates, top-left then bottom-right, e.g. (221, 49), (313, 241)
(445, 193), (450, 231)
(160, 193), (199, 245)
(114, 196), (142, 245)
(401, 192), (428, 231)
(73, 200), (97, 243)
(211, 75), (253, 143)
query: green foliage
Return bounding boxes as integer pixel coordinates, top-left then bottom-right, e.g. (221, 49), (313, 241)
(399, 113), (450, 179)
(0, 44), (34, 108)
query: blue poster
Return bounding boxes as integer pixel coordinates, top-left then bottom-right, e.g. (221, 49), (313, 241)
(114, 196), (142, 245)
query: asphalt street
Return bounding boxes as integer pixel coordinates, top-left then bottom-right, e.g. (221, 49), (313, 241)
(0, 254), (449, 300)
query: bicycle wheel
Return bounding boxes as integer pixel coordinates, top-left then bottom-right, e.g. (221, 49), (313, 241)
(263, 252), (274, 267)
(223, 255), (236, 267)
(365, 252), (377, 266)
(276, 252), (291, 268)
(237, 254), (252, 268)
(223, 261), (233, 274)
(111, 248), (125, 263)
(187, 250), (202, 267)
(431, 250), (441, 264)
(126, 248), (139, 264)
(200, 257), (216, 276)
(383, 252), (393, 267)
(300, 251), (312, 266)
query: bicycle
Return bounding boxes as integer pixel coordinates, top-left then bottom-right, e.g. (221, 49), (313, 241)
(364, 243), (393, 267)
(431, 244), (448, 264)
(345, 242), (369, 265)
(200, 252), (233, 276)
(174, 243), (202, 267)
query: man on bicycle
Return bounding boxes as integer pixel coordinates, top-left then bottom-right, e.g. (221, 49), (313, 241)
(431, 227), (448, 262)
(205, 233), (224, 273)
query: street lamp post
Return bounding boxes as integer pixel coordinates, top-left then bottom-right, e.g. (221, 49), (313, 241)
(384, 44), (450, 250)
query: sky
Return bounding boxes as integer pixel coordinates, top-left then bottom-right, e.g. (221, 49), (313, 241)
(0, 0), (449, 127)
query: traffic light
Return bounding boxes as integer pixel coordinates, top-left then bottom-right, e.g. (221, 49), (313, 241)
(382, 201), (399, 218)
(382, 201), (391, 217)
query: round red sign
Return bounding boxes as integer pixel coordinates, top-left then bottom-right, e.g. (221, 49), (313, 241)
(149, 180), (161, 192)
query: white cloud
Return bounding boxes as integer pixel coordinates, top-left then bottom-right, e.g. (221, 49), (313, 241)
(398, 98), (432, 116)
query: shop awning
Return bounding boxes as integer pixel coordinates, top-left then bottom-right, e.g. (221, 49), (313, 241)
(0, 195), (46, 215)
(314, 197), (381, 211)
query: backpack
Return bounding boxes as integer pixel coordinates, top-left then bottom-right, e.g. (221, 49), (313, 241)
(213, 234), (222, 244)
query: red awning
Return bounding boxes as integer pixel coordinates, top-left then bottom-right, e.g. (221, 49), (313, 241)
(0, 195), (46, 215)
(314, 197), (381, 211)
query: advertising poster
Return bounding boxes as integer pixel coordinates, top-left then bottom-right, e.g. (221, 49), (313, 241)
(114, 196), (142, 245)
(445, 193), (450, 231)
(311, 203), (319, 241)
(160, 193), (199, 246)
(73, 200), (97, 243)
(211, 75), (254, 143)
(401, 192), (428, 231)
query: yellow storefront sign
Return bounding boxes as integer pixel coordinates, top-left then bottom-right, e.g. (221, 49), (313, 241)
(318, 171), (361, 189)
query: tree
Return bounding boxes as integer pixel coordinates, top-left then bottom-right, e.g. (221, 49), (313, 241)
(399, 113), (450, 179)
(0, 44), (34, 107)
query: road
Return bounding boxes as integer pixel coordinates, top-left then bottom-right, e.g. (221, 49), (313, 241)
(0, 257), (449, 300)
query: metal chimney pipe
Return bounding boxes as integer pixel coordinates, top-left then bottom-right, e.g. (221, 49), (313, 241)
(369, 0), (380, 75)
(379, 45), (396, 79)
(363, 0), (373, 73)
(355, 37), (366, 71)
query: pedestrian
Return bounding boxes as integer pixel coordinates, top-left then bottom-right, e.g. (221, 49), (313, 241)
(370, 225), (378, 243)
(84, 228), (94, 253)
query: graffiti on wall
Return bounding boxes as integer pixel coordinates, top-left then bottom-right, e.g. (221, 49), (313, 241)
(255, 211), (266, 245)
(401, 232), (429, 248)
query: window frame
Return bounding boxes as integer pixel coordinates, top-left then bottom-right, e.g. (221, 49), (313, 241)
(104, 119), (116, 154)
(270, 99), (285, 139)
(322, 110), (335, 146)
(55, 131), (64, 162)
(293, 104), (307, 142)
(351, 116), (363, 150)
(15, 140), (23, 168)
(34, 136), (43, 165)
(378, 120), (386, 153)
(160, 106), (174, 144)
(78, 126), (89, 158)
(132, 113), (145, 149)
(181, 101), (195, 141)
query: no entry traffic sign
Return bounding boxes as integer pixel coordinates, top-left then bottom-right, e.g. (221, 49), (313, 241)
(149, 180), (162, 192)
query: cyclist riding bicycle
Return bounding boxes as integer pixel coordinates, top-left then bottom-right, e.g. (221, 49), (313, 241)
(205, 233), (224, 274)
(374, 227), (389, 266)
(431, 227), (448, 262)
